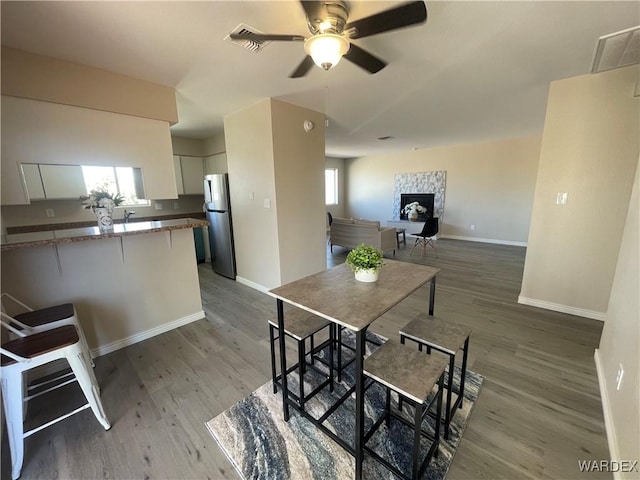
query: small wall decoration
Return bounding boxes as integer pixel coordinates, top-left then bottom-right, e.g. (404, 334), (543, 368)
(393, 171), (446, 220)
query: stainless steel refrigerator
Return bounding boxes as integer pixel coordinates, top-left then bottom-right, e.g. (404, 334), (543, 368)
(204, 174), (236, 279)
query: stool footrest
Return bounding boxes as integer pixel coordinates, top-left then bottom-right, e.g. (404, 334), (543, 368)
(24, 403), (90, 439)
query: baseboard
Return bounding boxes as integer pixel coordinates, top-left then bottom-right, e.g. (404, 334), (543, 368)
(518, 296), (606, 321)
(235, 276), (270, 293)
(90, 310), (205, 358)
(439, 234), (527, 247)
(26, 311), (206, 382)
(594, 348), (621, 478)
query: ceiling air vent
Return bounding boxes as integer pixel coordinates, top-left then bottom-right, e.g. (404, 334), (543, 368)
(591, 26), (640, 73)
(226, 24), (272, 53)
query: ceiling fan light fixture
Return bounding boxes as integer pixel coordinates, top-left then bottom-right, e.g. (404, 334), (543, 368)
(304, 34), (350, 70)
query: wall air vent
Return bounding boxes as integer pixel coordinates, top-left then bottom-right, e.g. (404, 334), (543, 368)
(226, 24), (272, 53)
(591, 26), (639, 73)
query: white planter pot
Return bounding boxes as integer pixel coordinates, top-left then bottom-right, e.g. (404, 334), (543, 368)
(355, 269), (379, 283)
(94, 207), (114, 231)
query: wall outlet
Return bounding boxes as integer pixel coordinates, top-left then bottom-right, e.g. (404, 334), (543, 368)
(556, 192), (568, 205)
(616, 364), (624, 391)
(45, 209), (55, 218)
(470, 224), (476, 231)
(155, 202), (163, 210)
(263, 198), (271, 209)
(173, 202), (179, 210)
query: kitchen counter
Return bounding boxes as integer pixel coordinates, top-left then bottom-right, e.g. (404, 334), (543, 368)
(1, 217), (209, 251)
(2, 217), (208, 357)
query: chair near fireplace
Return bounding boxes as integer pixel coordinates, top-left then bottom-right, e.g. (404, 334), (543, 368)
(410, 217), (439, 258)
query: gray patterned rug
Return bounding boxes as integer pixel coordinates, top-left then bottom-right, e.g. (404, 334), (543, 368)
(206, 332), (483, 479)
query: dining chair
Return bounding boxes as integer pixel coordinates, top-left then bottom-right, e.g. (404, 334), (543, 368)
(268, 308), (334, 410)
(1, 321), (110, 480)
(399, 314), (471, 440)
(362, 339), (447, 480)
(409, 217), (439, 258)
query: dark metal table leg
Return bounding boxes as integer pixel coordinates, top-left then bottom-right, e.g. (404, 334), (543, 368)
(429, 276), (436, 316)
(276, 299), (290, 421)
(354, 327), (367, 480)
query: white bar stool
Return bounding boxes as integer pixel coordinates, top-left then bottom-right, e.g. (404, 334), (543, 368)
(1, 322), (110, 480)
(1, 293), (94, 365)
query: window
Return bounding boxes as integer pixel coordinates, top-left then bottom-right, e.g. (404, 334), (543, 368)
(82, 166), (149, 207)
(325, 168), (338, 205)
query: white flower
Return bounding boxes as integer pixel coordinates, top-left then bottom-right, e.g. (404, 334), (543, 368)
(403, 201), (426, 214)
(97, 197), (116, 210)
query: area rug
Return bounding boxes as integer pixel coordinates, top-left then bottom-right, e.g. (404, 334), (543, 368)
(206, 331), (483, 479)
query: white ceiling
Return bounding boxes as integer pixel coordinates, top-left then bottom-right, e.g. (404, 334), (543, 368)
(1, 1), (638, 158)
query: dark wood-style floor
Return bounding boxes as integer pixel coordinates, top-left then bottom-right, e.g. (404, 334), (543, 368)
(2, 238), (610, 479)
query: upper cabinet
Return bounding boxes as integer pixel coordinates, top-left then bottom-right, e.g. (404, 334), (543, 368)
(21, 164), (45, 200)
(174, 156), (204, 195)
(21, 163), (87, 201)
(204, 152), (228, 175)
(39, 164), (87, 199)
(173, 156), (185, 195)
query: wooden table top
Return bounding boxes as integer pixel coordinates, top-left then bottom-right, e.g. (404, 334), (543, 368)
(268, 259), (440, 331)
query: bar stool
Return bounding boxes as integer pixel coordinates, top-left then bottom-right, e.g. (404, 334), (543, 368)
(363, 339), (447, 480)
(268, 308), (334, 410)
(334, 325), (385, 382)
(1, 293), (94, 365)
(1, 323), (110, 480)
(399, 314), (471, 440)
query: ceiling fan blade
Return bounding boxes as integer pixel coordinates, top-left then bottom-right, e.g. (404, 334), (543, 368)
(230, 33), (305, 42)
(299, 0), (326, 25)
(345, 1), (427, 39)
(343, 44), (386, 74)
(289, 56), (315, 78)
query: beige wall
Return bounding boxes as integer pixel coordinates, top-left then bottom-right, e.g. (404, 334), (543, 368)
(595, 155), (639, 475)
(271, 100), (326, 285)
(225, 99), (281, 288)
(1, 95), (177, 205)
(1, 47), (177, 124)
(345, 136), (541, 244)
(326, 156), (346, 223)
(520, 66), (639, 319)
(225, 98), (326, 290)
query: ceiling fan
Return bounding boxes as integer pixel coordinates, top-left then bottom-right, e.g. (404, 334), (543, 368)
(229, 1), (427, 78)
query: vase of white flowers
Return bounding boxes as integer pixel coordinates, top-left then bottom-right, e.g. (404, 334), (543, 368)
(403, 201), (426, 222)
(80, 189), (124, 231)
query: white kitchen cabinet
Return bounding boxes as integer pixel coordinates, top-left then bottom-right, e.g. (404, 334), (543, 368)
(179, 156), (204, 195)
(21, 164), (46, 200)
(204, 152), (227, 174)
(173, 155), (185, 195)
(38, 164), (87, 199)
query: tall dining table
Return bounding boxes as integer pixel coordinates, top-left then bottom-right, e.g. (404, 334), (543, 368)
(268, 259), (440, 479)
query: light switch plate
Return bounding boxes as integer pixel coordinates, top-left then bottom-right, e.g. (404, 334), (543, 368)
(263, 198), (271, 209)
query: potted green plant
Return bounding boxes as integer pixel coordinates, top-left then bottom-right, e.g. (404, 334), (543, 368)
(346, 244), (384, 282)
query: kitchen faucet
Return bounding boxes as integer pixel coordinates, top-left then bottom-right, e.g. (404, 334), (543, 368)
(124, 209), (136, 223)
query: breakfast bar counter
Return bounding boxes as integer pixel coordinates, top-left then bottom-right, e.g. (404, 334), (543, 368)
(1, 218), (208, 251)
(1, 217), (208, 357)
